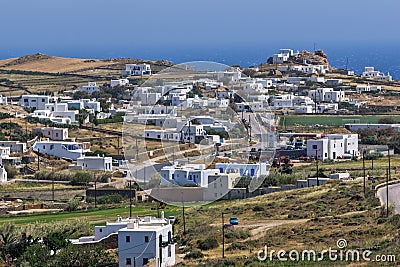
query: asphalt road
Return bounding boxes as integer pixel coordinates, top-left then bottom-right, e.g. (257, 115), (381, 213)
(376, 183), (400, 214)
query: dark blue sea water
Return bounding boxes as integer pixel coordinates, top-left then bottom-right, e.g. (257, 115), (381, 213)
(1, 42), (399, 80)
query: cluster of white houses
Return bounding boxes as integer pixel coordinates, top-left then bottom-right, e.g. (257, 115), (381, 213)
(20, 95), (103, 124)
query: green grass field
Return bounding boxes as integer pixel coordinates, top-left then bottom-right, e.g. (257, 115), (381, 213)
(280, 115), (400, 127)
(0, 203), (182, 226)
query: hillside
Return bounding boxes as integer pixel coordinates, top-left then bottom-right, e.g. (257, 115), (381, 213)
(173, 179), (400, 266)
(0, 54), (172, 96)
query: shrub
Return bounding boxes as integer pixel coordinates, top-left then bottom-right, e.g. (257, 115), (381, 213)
(70, 172), (92, 185)
(4, 165), (18, 179)
(184, 250), (204, 260)
(388, 214), (400, 228)
(226, 242), (248, 251)
(197, 237), (219, 250)
(252, 205), (264, 212)
(97, 194), (123, 204)
(66, 198), (80, 212)
(224, 230), (249, 242)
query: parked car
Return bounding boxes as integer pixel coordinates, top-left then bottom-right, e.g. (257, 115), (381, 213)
(229, 216), (239, 225)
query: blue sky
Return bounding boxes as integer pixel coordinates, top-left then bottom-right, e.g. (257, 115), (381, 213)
(1, 0), (400, 47)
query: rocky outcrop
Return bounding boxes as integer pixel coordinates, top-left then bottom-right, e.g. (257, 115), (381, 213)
(290, 50), (330, 66)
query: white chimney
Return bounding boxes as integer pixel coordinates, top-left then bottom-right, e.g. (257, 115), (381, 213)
(161, 211), (165, 220)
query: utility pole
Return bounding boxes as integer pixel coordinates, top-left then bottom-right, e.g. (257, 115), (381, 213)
(315, 150), (319, 186)
(94, 174), (97, 208)
(37, 148), (40, 172)
(386, 167), (389, 217)
(222, 212), (225, 258)
(388, 147), (391, 181)
(51, 163), (54, 202)
(363, 150), (366, 196)
(117, 136), (120, 156)
(129, 179), (133, 218)
(181, 192), (186, 235)
(136, 137), (139, 160)
(248, 114), (252, 143)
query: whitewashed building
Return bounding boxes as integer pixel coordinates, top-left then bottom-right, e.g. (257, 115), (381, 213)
(118, 217), (175, 267)
(362, 67), (392, 81)
(160, 164), (221, 187)
(32, 127), (69, 141)
(71, 215), (175, 267)
(215, 162), (270, 178)
(20, 95), (54, 110)
(76, 155), (113, 171)
(32, 140), (90, 161)
(0, 162), (6, 184)
(307, 134), (359, 160)
(79, 82), (100, 95)
(0, 95), (7, 104)
(308, 88), (346, 102)
(124, 64), (152, 76)
(111, 78), (130, 87)
(0, 141), (27, 153)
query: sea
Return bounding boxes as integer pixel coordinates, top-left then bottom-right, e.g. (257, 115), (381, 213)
(1, 42), (399, 80)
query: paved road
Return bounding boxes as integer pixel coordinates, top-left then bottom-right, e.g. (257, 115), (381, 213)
(376, 183), (400, 214)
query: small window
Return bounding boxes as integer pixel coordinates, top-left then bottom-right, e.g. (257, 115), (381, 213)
(143, 258), (149, 265)
(126, 258), (132, 265)
(312, 145), (318, 150)
(126, 236), (130, 243)
(145, 236), (149, 243)
(99, 229), (102, 232)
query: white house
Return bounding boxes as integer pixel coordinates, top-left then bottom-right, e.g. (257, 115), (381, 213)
(44, 103), (79, 123)
(271, 94), (294, 109)
(118, 217), (175, 267)
(0, 164), (7, 183)
(307, 134), (359, 160)
(64, 99), (101, 113)
(160, 164), (221, 187)
(271, 49), (294, 64)
(32, 140), (90, 161)
(295, 105), (314, 114)
(362, 67), (392, 81)
(32, 127), (69, 141)
(79, 82), (100, 95)
(356, 83), (382, 92)
(308, 88), (345, 102)
(143, 129), (181, 142)
(111, 78), (130, 88)
(215, 162), (270, 178)
(326, 79), (343, 86)
(20, 95), (54, 110)
(71, 215), (175, 267)
(0, 141), (27, 153)
(76, 155), (113, 171)
(0, 95), (7, 104)
(124, 64), (152, 76)
(243, 81), (265, 93)
(133, 87), (162, 106)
